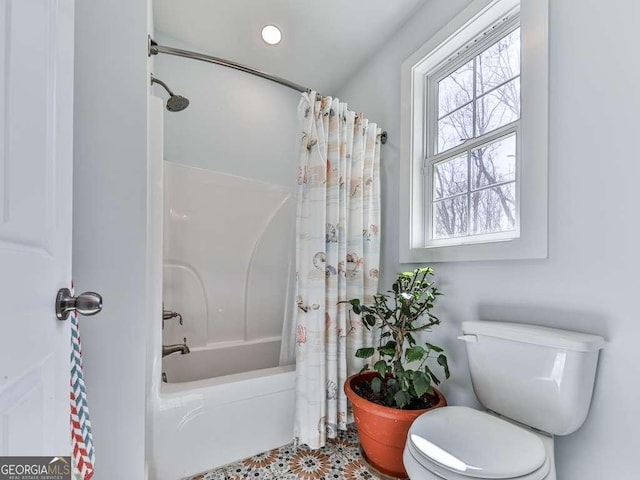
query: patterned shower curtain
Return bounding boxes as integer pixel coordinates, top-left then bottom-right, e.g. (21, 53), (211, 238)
(294, 92), (381, 449)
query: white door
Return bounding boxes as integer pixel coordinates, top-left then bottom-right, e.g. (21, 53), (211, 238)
(0, 0), (76, 455)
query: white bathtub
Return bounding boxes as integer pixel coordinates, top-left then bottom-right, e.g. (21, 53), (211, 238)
(162, 338), (284, 383)
(149, 339), (295, 480)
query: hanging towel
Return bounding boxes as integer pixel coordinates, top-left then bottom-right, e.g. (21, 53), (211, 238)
(70, 284), (95, 480)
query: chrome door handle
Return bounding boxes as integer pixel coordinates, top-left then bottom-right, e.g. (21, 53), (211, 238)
(56, 288), (103, 321)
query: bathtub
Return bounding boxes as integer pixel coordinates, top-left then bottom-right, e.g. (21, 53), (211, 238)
(149, 338), (296, 480)
(162, 337), (285, 383)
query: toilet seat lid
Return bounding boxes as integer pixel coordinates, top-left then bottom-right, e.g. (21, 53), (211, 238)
(408, 406), (546, 479)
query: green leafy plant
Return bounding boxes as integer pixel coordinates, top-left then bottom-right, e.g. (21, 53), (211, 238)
(346, 267), (450, 409)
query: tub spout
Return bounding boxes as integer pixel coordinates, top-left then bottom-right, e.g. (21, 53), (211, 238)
(162, 338), (190, 357)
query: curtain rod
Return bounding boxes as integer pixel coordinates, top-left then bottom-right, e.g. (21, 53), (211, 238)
(148, 37), (388, 145)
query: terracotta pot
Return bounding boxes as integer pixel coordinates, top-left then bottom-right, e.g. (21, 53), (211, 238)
(344, 371), (447, 479)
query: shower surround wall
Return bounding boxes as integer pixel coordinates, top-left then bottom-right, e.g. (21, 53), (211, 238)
(155, 31), (299, 364)
(162, 162), (295, 360)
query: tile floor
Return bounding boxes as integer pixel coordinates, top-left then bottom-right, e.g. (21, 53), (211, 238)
(188, 425), (384, 480)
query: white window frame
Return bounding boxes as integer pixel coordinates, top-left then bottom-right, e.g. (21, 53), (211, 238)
(400, 0), (548, 263)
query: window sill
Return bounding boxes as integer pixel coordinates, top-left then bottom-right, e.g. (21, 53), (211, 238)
(401, 233), (546, 263)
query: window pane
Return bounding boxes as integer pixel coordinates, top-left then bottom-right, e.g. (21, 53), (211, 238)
(437, 104), (473, 153)
(434, 154), (468, 200)
(438, 60), (474, 117)
(434, 196), (468, 238)
(476, 77), (520, 136)
(470, 183), (516, 234)
(476, 28), (520, 95)
(471, 134), (516, 189)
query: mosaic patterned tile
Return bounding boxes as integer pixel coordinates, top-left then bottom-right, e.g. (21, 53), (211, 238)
(186, 425), (384, 480)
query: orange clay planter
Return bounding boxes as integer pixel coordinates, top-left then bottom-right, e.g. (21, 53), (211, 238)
(345, 371), (447, 479)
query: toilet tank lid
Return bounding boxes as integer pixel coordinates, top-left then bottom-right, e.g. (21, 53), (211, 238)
(462, 321), (605, 352)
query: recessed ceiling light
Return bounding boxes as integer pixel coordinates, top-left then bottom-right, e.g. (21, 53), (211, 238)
(261, 25), (282, 45)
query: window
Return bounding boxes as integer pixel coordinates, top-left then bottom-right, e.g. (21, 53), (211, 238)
(400, 0), (548, 262)
(429, 23), (520, 245)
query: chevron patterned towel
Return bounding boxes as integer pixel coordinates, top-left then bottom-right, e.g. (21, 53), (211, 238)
(70, 300), (95, 480)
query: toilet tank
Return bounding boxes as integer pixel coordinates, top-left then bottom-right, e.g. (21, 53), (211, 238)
(461, 321), (605, 436)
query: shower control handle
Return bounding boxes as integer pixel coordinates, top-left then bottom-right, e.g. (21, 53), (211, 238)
(163, 309), (183, 326)
(56, 288), (103, 321)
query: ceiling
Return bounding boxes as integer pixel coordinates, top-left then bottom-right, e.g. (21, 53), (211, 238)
(153, 0), (426, 94)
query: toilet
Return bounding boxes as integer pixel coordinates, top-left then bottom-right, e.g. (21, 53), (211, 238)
(403, 321), (605, 480)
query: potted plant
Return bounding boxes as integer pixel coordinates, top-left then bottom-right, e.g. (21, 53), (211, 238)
(343, 267), (450, 479)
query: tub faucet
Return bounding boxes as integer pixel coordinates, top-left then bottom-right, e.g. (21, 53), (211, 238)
(162, 338), (190, 357)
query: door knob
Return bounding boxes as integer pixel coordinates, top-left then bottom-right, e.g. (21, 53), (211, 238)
(56, 288), (103, 321)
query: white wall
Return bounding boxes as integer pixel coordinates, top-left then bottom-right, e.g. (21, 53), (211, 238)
(338, 0), (640, 478)
(153, 32), (299, 186)
(73, 0), (149, 477)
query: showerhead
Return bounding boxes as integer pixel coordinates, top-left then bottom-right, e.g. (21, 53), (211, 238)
(151, 75), (190, 112)
(166, 94), (190, 112)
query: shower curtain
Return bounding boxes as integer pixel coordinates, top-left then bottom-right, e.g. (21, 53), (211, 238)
(294, 92), (381, 449)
